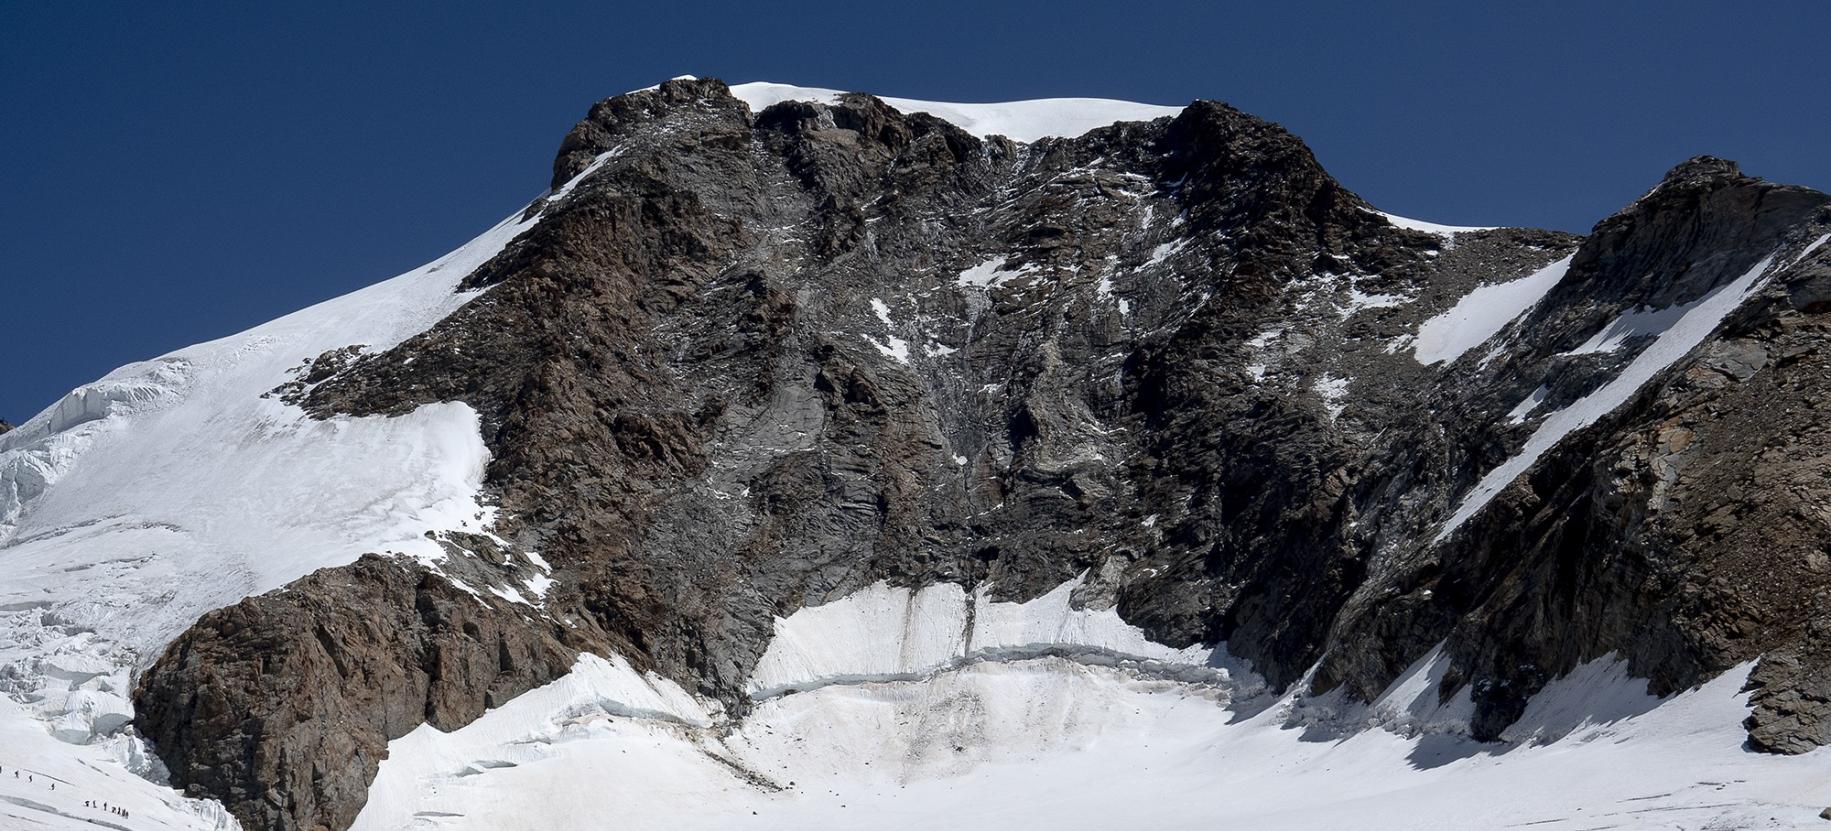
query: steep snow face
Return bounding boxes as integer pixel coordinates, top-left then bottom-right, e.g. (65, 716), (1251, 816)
(1437, 251), (1782, 540)
(744, 576), (1237, 700)
(723, 81), (1184, 142)
(1412, 254), (1573, 365)
(348, 580), (1831, 831)
(1377, 211), (1499, 236)
(0, 207), (542, 827)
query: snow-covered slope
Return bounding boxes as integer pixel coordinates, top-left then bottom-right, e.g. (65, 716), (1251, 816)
(1376, 210), (1499, 237)
(349, 580), (1831, 831)
(0, 206), (548, 828)
(1410, 254), (1573, 365)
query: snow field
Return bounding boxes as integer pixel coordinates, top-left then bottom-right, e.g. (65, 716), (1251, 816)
(0, 696), (239, 830)
(353, 578), (1831, 831)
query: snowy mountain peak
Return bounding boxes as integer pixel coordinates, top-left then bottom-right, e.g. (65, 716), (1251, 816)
(6, 78), (1831, 831)
(631, 75), (1187, 143)
(724, 80), (1186, 142)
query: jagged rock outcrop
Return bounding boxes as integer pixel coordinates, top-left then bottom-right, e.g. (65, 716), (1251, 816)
(136, 555), (588, 831)
(0, 420), (12, 436)
(133, 78), (1831, 830)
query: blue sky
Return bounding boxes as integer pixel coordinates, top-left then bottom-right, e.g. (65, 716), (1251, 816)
(3, 1), (1828, 421)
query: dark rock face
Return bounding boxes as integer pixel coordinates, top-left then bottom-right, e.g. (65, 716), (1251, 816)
(0, 420), (12, 436)
(132, 78), (1831, 830)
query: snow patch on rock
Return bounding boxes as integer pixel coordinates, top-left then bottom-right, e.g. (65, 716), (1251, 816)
(955, 256), (1035, 290)
(1376, 211), (1498, 237)
(1312, 374), (1350, 421)
(863, 298), (911, 364)
(1505, 384), (1550, 424)
(1564, 302), (1693, 355)
(1412, 255), (1573, 366)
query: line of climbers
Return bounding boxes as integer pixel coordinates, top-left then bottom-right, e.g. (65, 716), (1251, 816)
(4, 763), (133, 821)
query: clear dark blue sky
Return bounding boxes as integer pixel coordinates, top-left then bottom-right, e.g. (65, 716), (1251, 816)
(3, 1), (1828, 422)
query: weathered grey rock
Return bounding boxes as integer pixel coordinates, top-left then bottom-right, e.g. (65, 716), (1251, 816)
(131, 78), (1831, 830)
(1787, 253), (1831, 313)
(1746, 612), (1831, 754)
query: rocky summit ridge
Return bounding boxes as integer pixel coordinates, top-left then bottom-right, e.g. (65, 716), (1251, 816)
(71, 77), (1831, 830)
